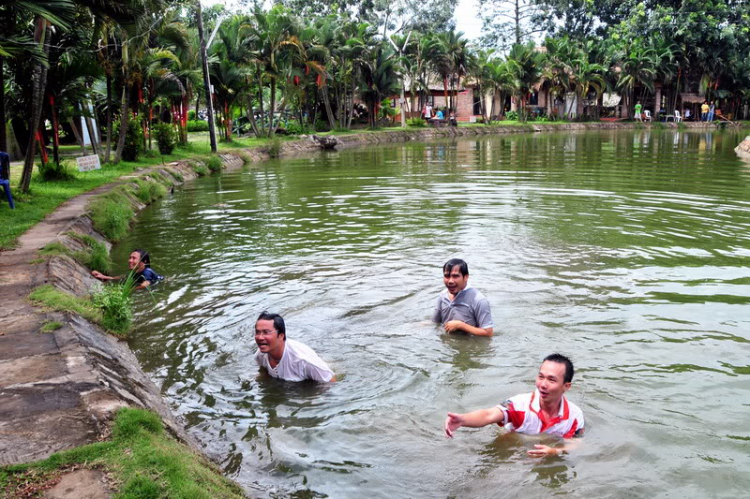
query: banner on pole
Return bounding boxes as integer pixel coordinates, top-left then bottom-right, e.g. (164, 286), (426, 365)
(76, 155), (101, 172)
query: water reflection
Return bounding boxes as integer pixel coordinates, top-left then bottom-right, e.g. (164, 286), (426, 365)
(113, 129), (750, 497)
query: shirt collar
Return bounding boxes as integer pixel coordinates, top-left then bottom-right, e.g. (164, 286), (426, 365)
(530, 389), (570, 420)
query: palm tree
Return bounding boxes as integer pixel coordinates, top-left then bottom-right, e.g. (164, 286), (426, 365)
(14, 0), (76, 192)
(249, 5), (303, 137)
(506, 41), (545, 122)
(358, 43), (400, 128)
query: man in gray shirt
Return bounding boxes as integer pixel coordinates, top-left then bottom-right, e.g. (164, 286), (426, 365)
(432, 259), (494, 337)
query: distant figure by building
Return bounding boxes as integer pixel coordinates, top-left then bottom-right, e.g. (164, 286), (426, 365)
(254, 312), (336, 382)
(708, 102), (716, 122)
(423, 104), (433, 120)
(432, 259), (493, 337)
(634, 101), (642, 121)
(436, 109), (445, 120)
(701, 101), (709, 121)
(91, 249), (162, 290)
(444, 353), (585, 457)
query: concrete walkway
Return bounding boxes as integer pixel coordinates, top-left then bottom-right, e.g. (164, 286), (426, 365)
(0, 165), (203, 467)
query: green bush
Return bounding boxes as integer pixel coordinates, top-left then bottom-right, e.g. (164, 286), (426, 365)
(268, 138), (282, 158)
(187, 120), (209, 132)
(113, 119), (144, 162)
(187, 110), (196, 121)
(285, 121), (311, 135)
(133, 179), (167, 204)
(67, 232), (112, 273)
(37, 159), (77, 182)
(207, 155), (222, 173)
(92, 275), (135, 335)
(504, 110), (519, 121)
(89, 189), (135, 241)
(407, 117), (427, 127)
(191, 160), (208, 177)
(154, 123), (176, 155)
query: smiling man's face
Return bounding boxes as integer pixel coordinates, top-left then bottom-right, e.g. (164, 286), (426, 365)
(255, 319), (284, 355)
(535, 361), (571, 405)
(443, 265), (469, 296)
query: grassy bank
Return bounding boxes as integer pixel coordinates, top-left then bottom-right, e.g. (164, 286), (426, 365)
(0, 135), (275, 250)
(0, 407), (244, 498)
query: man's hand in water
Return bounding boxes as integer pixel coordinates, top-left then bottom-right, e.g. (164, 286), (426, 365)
(527, 445), (561, 457)
(444, 412), (465, 438)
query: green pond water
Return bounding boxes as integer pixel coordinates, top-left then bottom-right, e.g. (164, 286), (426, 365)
(113, 130), (750, 498)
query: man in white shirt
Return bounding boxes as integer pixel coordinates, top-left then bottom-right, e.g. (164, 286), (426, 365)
(254, 312), (336, 382)
(444, 354), (584, 457)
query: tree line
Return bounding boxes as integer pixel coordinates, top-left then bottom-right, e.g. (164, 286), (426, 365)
(3, 0), (749, 193)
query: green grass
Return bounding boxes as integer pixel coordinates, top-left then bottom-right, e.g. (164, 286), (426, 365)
(206, 155), (223, 173)
(29, 285), (102, 324)
(0, 408), (244, 499)
(40, 321), (63, 333)
(39, 232), (113, 273)
(88, 188), (136, 242)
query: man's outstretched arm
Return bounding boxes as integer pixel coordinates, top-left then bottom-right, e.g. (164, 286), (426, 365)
(444, 406), (505, 438)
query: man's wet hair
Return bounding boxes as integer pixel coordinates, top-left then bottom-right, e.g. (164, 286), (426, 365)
(256, 311), (286, 340)
(132, 249), (151, 268)
(443, 258), (469, 276)
(544, 353), (574, 383)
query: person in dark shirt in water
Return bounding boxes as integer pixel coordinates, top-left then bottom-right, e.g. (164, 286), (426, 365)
(92, 249), (162, 290)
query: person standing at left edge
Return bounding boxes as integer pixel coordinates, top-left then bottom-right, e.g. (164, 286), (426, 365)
(432, 259), (494, 337)
(254, 311), (336, 382)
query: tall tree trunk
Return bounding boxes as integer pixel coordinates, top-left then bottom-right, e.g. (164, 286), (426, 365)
(268, 78), (276, 138)
(0, 56), (6, 153)
(321, 86), (336, 130)
(257, 70), (266, 136)
(347, 78), (356, 128)
(49, 94), (60, 166)
(67, 117), (85, 153)
(247, 95), (260, 137)
(20, 18), (50, 193)
(113, 77), (130, 164)
(84, 105), (99, 156)
(105, 73), (113, 163)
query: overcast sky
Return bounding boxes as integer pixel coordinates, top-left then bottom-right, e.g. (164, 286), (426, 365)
(200, 0), (483, 40)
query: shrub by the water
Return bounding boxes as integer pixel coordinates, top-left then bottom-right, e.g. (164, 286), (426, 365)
(113, 119), (144, 161)
(407, 117), (427, 127)
(207, 155), (222, 173)
(504, 111), (519, 121)
(268, 138), (282, 158)
(66, 232), (112, 273)
(285, 121), (311, 135)
(133, 179), (167, 204)
(190, 160), (208, 176)
(154, 123), (176, 154)
(92, 277), (134, 335)
(187, 120), (209, 132)
(88, 189), (135, 242)
(37, 160), (77, 182)
(188, 110), (196, 121)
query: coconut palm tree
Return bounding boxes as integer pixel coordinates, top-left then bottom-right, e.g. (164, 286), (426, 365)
(506, 41), (545, 122)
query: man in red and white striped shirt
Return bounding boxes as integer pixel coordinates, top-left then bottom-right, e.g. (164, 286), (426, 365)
(444, 353), (584, 457)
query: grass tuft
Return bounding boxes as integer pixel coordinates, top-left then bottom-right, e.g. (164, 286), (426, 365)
(40, 321), (64, 333)
(206, 155), (223, 173)
(29, 285), (102, 324)
(268, 138), (282, 158)
(0, 408), (244, 499)
(88, 189), (135, 242)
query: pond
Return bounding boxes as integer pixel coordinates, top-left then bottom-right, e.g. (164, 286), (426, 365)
(112, 129), (750, 498)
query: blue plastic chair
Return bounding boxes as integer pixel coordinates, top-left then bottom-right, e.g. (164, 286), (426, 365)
(0, 151), (14, 209)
